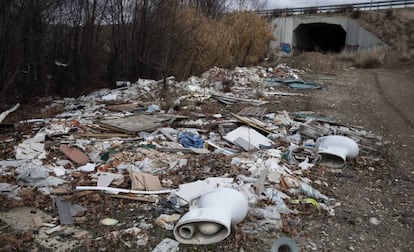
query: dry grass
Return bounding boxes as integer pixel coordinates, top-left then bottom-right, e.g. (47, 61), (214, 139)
(171, 9), (272, 79)
(336, 46), (386, 68)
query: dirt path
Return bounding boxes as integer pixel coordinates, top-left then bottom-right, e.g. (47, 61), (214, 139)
(369, 68), (414, 176)
(293, 66), (414, 251)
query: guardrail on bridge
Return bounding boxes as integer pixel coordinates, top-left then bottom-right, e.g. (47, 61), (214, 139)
(257, 0), (414, 16)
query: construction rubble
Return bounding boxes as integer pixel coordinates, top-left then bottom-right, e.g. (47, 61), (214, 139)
(0, 64), (385, 251)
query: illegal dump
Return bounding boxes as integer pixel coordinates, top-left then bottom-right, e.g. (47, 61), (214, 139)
(0, 64), (387, 251)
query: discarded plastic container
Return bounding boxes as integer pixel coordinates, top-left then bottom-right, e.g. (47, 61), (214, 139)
(174, 188), (248, 245)
(316, 135), (359, 168)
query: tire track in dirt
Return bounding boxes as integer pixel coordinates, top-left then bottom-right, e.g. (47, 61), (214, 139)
(371, 70), (414, 130)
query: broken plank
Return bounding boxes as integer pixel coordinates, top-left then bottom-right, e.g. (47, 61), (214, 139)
(156, 147), (210, 154)
(110, 194), (157, 203)
(75, 133), (134, 138)
(230, 112), (272, 134)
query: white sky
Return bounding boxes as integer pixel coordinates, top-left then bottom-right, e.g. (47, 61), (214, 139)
(266, 0), (383, 8)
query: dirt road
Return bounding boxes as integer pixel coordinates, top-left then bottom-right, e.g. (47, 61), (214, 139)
(293, 65), (414, 251)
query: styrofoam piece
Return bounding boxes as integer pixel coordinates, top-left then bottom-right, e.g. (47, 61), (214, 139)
(15, 132), (47, 160)
(101, 93), (118, 101)
(94, 172), (123, 187)
(175, 177), (234, 202)
(77, 163), (96, 172)
(54, 166), (67, 177)
(316, 135), (359, 168)
(15, 143), (45, 160)
(224, 126), (273, 151)
(174, 188), (248, 245)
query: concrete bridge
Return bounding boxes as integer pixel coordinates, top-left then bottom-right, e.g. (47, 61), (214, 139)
(270, 15), (387, 53)
(262, 1), (414, 54)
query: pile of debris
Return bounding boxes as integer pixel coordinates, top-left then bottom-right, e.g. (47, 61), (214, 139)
(0, 64), (385, 251)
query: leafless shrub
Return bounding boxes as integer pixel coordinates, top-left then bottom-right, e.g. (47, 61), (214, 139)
(0, 0), (271, 101)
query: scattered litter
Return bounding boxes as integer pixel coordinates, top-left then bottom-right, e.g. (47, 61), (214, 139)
(76, 186), (174, 195)
(265, 78), (323, 90)
(369, 217), (380, 225)
(98, 114), (180, 135)
(175, 177), (234, 202)
(0, 63), (386, 249)
(77, 163), (95, 172)
(100, 218), (119, 226)
(59, 144), (89, 165)
(224, 126), (273, 151)
(94, 172), (124, 187)
(152, 238), (179, 252)
(0, 183), (21, 201)
(178, 132), (204, 148)
(212, 94), (268, 105)
(130, 172), (162, 191)
(0, 103), (20, 123)
(45, 225), (65, 235)
(15, 133), (46, 160)
(299, 182), (329, 201)
(155, 214), (181, 230)
(53, 197), (86, 225)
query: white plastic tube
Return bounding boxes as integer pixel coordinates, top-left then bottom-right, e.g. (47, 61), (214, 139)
(174, 187), (248, 245)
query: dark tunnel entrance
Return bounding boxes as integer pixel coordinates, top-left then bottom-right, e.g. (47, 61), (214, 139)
(293, 23), (346, 53)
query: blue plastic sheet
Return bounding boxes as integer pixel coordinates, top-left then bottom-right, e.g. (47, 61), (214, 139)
(178, 132), (204, 148)
(264, 78), (323, 90)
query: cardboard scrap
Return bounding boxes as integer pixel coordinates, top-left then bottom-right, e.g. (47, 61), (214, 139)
(73, 230), (89, 239)
(59, 144), (89, 165)
(33, 216), (43, 228)
(130, 172), (162, 191)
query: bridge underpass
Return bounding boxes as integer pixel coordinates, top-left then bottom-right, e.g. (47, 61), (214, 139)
(270, 16), (387, 54)
(294, 23), (346, 53)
